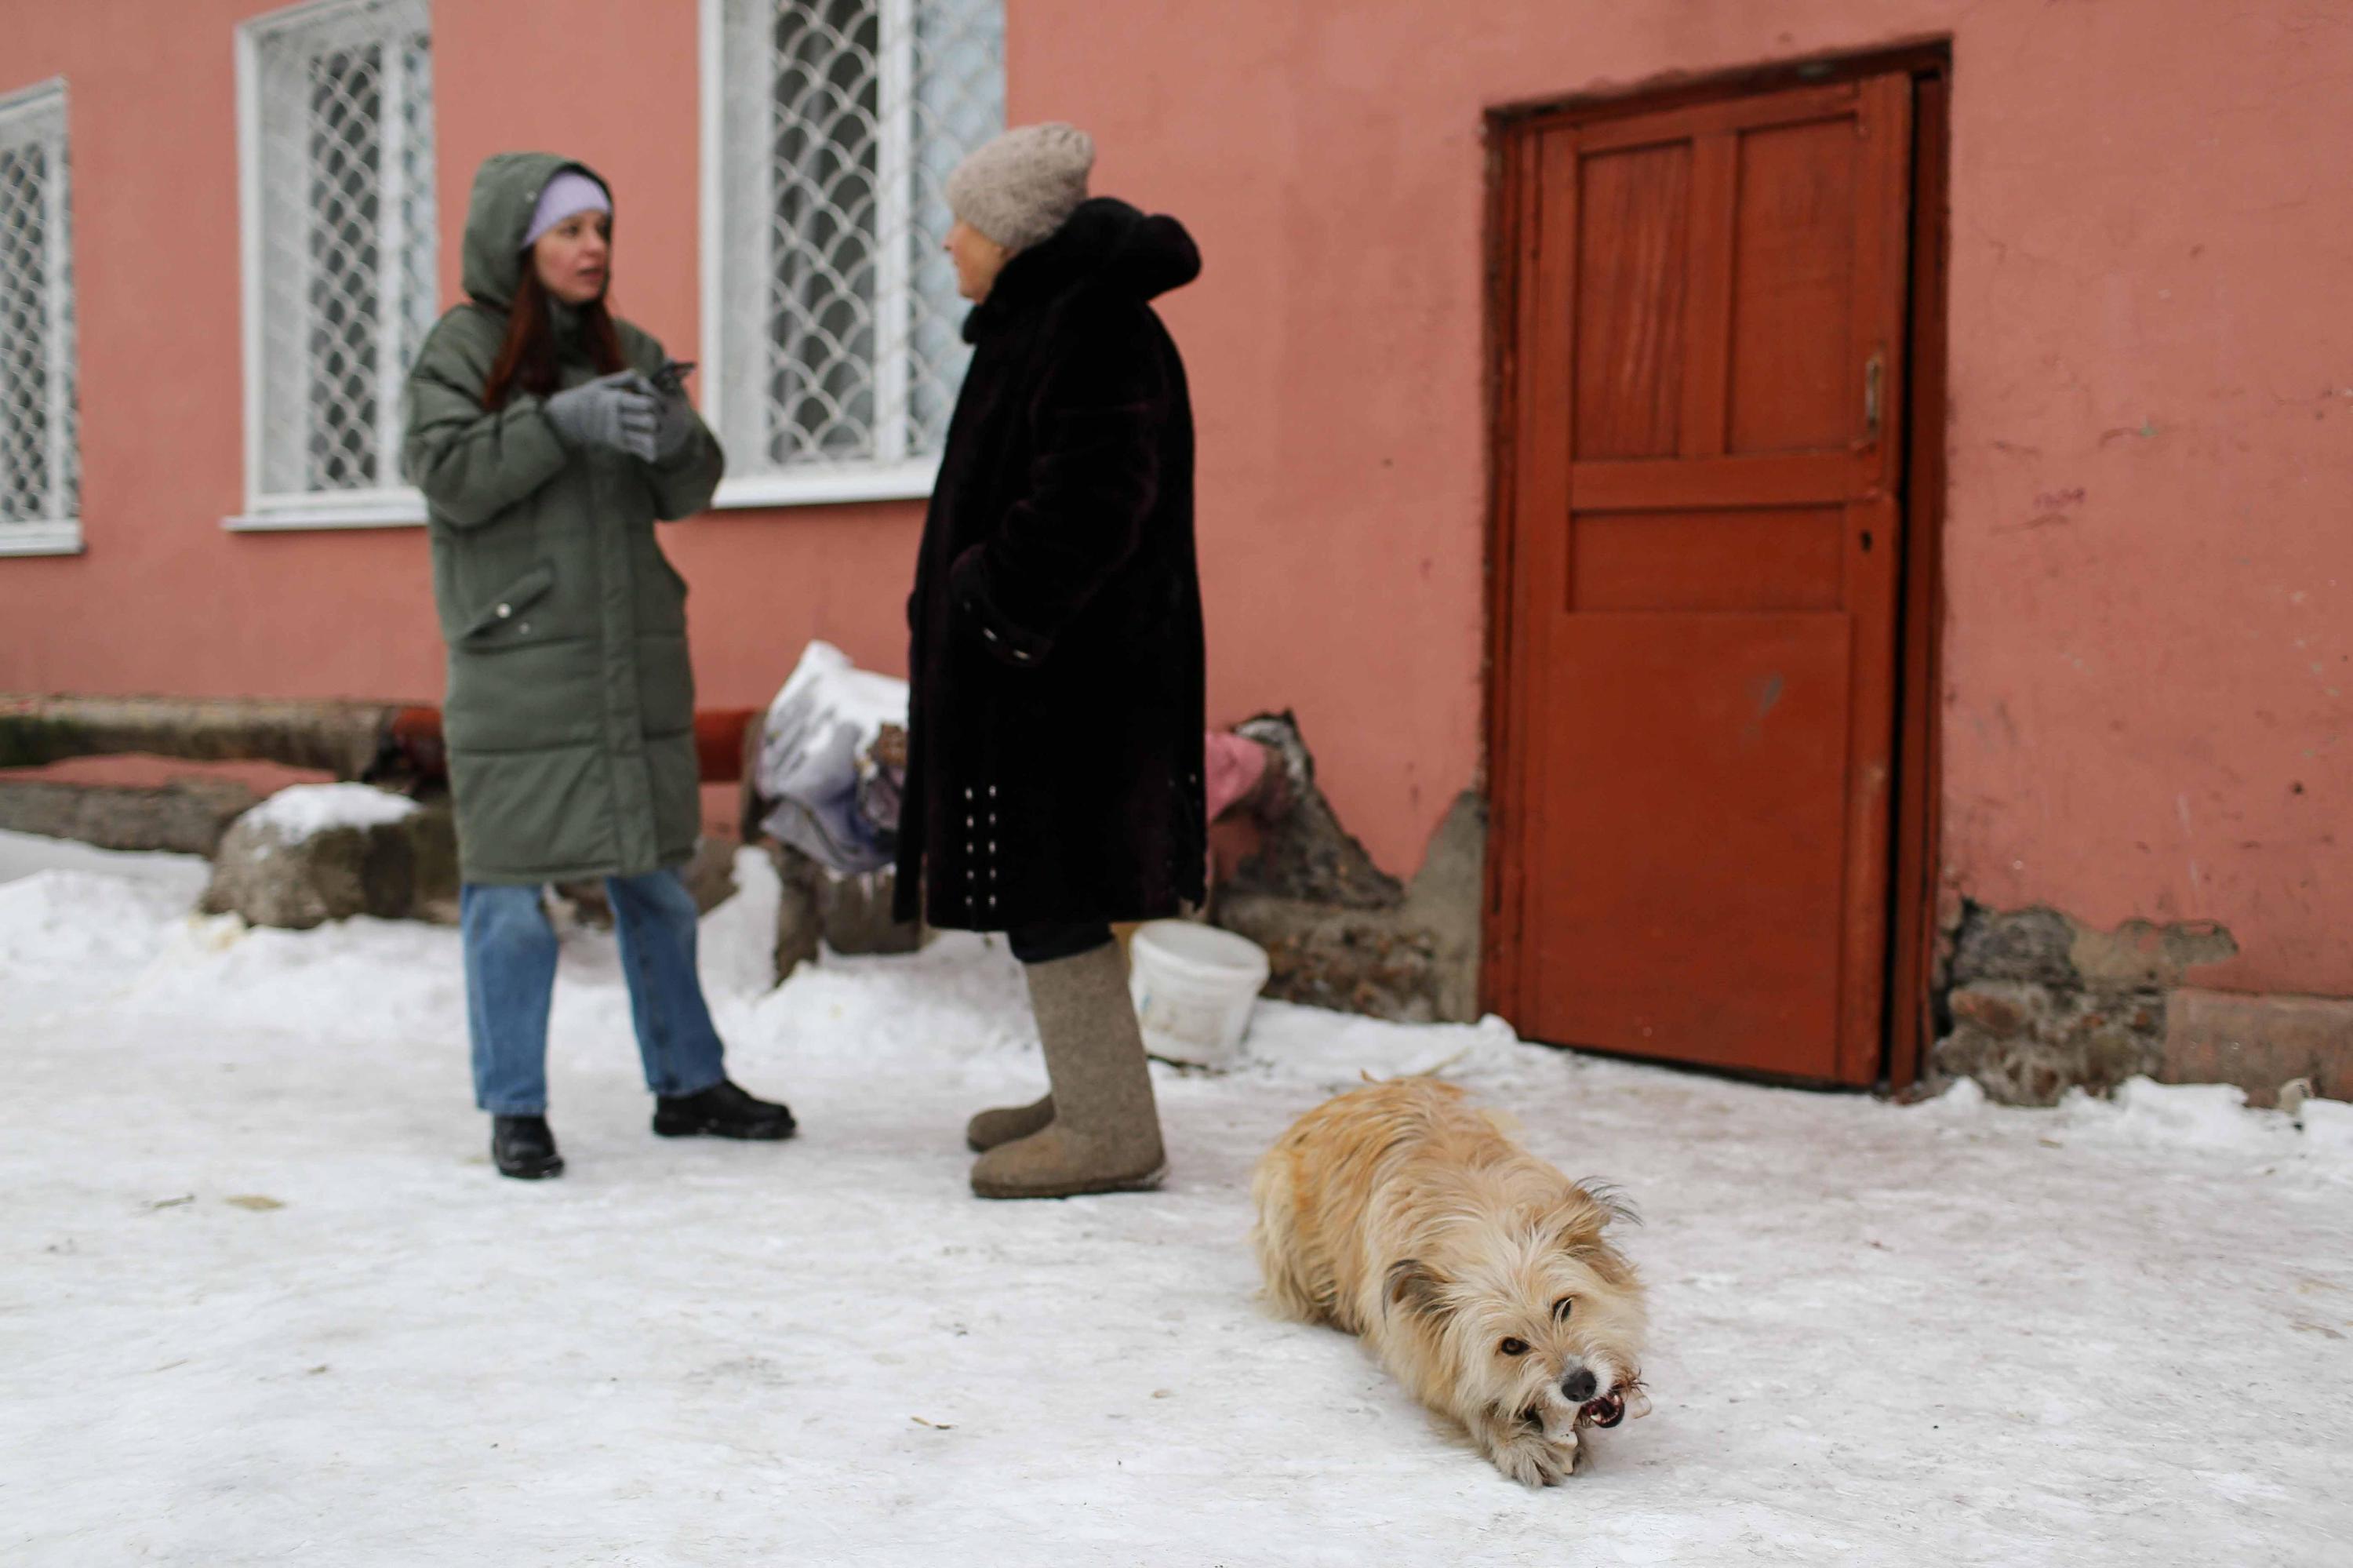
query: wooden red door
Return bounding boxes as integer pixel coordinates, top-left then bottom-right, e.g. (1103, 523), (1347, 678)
(1492, 75), (1915, 1084)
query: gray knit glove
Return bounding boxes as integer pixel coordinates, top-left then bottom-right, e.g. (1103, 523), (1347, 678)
(649, 360), (700, 461)
(543, 371), (657, 462)
(651, 385), (699, 460)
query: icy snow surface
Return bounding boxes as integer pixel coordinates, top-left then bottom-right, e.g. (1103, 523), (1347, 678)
(239, 783), (421, 840)
(2, 829), (2349, 1565)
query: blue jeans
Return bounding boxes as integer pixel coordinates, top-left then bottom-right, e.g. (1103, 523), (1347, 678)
(463, 870), (729, 1115)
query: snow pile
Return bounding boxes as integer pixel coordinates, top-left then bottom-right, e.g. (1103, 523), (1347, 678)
(241, 783), (420, 840)
(1237, 1003), (1532, 1092)
(2062, 1075), (2274, 1151)
(0, 868), (202, 973)
(2293, 1096), (2353, 1159)
(696, 844), (788, 1001)
(1907, 1075), (1988, 1123)
(0, 846), (213, 1020)
(0, 829), (214, 892)
(2032, 1074), (2353, 1177)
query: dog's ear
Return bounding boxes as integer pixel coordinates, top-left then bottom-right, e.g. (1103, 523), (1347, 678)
(1547, 1185), (1640, 1268)
(1573, 1178), (1642, 1228)
(1549, 1197), (1643, 1291)
(1385, 1258), (1451, 1321)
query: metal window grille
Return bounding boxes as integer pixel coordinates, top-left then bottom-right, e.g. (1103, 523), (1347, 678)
(241, 0), (435, 518)
(0, 80), (78, 553)
(709, 0), (1004, 502)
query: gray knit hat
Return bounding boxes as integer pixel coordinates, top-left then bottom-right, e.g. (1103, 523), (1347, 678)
(945, 122), (1096, 252)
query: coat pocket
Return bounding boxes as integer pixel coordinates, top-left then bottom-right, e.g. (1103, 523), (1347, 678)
(460, 562), (558, 643)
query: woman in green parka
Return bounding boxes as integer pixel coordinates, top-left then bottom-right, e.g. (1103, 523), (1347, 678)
(402, 153), (793, 1179)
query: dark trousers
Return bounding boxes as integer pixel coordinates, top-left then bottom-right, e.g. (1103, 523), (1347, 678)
(1009, 921), (1114, 966)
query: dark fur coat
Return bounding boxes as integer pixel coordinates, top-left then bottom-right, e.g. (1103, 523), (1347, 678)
(895, 198), (1206, 931)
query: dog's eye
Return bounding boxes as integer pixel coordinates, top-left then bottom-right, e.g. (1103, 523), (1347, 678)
(1553, 1296), (1575, 1322)
(1499, 1337), (1529, 1357)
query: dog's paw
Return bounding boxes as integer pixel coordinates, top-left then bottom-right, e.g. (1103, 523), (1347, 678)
(1488, 1428), (1580, 1487)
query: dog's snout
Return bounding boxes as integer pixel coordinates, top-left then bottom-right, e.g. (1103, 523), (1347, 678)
(1561, 1366), (1598, 1402)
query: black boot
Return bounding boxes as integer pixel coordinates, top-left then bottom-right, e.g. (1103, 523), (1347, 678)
(653, 1079), (798, 1141)
(491, 1115), (565, 1180)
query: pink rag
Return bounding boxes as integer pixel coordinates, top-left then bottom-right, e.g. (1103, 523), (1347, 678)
(1204, 729), (1269, 823)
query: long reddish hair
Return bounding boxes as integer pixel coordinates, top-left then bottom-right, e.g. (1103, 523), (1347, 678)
(481, 263), (627, 409)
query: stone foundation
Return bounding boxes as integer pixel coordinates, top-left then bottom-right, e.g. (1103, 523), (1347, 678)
(1211, 714), (1482, 1024)
(1929, 901), (2353, 1108)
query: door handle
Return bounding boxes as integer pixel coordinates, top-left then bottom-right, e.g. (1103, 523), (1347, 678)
(1863, 350), (1885, 442)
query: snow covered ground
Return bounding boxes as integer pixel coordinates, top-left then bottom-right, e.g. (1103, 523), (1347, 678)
(2, 828), (2348, 1566)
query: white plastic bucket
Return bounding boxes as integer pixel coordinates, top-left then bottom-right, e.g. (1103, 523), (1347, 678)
(1128, 920), (1271, 1069)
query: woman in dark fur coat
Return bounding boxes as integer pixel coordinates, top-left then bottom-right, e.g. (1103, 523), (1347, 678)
(898, 123), (1205, 1199)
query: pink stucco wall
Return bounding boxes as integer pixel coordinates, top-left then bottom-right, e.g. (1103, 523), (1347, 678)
(5, 1), (2349, 996)
(1010, 0), (2353, 996)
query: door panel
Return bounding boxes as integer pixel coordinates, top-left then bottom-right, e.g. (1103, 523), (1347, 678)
(1524, 615), (1854, 1074)
(1497, 73), (1915, 1083)
(1574, 141), (1693, 460)
(1569, 508), (1847, 613)
(1728, 117), (1864, 454)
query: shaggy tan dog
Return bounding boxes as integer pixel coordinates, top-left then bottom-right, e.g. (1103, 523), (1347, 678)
(1251, 1078), (1650, 1486)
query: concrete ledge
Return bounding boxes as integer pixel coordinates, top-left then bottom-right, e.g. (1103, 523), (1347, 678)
(0, 777), (260, 856)
(2162, 988), (2353, 1107)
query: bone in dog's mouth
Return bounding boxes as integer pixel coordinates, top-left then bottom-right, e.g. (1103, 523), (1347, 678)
(1580, 1392), (1626, 1428)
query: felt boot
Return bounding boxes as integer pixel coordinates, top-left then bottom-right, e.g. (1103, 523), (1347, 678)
(970, 945), (1166, 1199)
(965, 1093), (1055, 1153)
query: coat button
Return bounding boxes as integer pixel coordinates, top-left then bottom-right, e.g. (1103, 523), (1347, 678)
(496, 602), (512, 618)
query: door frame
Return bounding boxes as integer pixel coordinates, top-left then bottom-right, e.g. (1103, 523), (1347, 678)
(1478, 43), (1954, 1090)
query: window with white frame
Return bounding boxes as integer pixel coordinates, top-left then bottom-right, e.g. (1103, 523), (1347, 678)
(705, 0), (1005, 506)
(0, 79), (79, 557)
(237, 0), (435, 527)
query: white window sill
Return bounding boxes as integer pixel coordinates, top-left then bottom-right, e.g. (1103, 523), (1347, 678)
(224, 493), (427, 532)
(219, 464), (936, 529)
(0, 522), (84, 557)
(712, 460), (938, 511)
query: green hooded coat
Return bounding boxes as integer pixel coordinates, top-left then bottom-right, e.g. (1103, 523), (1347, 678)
(402, 153), (724, 886)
